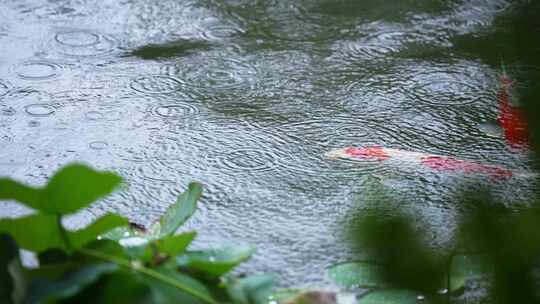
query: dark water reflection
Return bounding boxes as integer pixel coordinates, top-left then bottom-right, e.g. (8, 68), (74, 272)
(0, 0), (537, 286)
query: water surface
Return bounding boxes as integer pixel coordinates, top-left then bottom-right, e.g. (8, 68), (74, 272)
(0, 0), (536, 286)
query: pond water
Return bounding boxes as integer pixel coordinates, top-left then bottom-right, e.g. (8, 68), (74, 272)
(0, 0), (537, 287)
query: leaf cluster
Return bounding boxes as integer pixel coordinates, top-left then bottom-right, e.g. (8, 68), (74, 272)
(0, 164), (273, 304)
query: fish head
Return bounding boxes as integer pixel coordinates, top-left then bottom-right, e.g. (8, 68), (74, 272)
(325, 148), (349, 160)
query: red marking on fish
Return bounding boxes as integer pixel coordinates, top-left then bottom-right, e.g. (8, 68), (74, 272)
(420, 156), (513, 180)
(497, 75), (530, 149)
(345, 146), (390, 161)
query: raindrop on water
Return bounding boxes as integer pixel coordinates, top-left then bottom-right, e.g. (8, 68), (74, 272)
(28, 121), (40, 127)
(85, 111), (104, 121)
(24, 104), (55, 117)
(130, 75), (183, 94)
(89, 141), (108, 150)
(148, 103), (199, 118)
(14, 60), (62, 80)
(0, 80), (11, 97)
(53, 30), (116, 57)
(55, 30), (101, 47)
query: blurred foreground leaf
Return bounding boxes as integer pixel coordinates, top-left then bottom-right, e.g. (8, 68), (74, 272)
(448, 254), (486, 292)
(350, 211), (447, 294)
(143, 267), (212, 304)
(0, 234), (18, 304)
(225, 274), (274, 304)
(0, 164), (121, 215)
(26, 263), (118, 303)
(0, 214), (126, 252)
(359, 289), (424, 304)
(328, 262), (385, 289)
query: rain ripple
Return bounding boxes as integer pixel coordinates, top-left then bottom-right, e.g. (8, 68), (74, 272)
(53, 29), (117, 57)
(253, 4), (344, 43)
(215, 148), (280, 174)
(147, 103), (200, 119)
(0, 80), (11, 98)
(13, 60), (63, 81)
(402, 62), (493, 107)
(130, 75), (183, 94)
(24, 104), (56, 117)
(162, 56), (257, 97)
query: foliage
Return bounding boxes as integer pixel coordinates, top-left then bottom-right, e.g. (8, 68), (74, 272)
(0, 164), (272, 304)
(327, 191), (540, 304)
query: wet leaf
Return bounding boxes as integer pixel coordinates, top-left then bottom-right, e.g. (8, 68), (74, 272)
(159, 182), (202, 237)
(153, 231), (197, 257)
(0, 214), (63, 252)
(328, 262), (385, 289)
(69, 214), (128, 249)
(359, 289), (424, 304)
(143, 267), (213, 304)
(103, 183), (203, 244)
(0, 164), (122, 215)
(0, 214), (127, 253)
(268, 289), (302, 303)
(124, 232), (197, 263)
(449, 255), (485, 292)
(26, 263), (118, 303)
(0, 234), (18, 303)
(43, 164), (122, 214)
(177, 245), (254, 277)
(225, 274), (274, 304)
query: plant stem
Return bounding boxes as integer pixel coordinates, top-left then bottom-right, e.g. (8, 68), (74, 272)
(446, 251), (454, 304)
(56, 215), (73, 251)
(78, 247), (216, 304)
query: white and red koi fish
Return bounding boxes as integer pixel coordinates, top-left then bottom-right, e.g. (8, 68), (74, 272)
(496, 66), (530, 148)
(325, 146), (534, 180)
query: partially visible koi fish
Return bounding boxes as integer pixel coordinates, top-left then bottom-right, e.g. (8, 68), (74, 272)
(497, 64), (530, 148)
(325, 146), (535, 180)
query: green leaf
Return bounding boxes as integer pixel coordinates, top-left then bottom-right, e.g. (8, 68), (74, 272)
(328, 262), (385, 289)
(42, 164), (122, 214)
(268, 289), (302, 303)
(69, 214), (128, 249)
(0, 234), (18, 304)
(102, 182), (202, 244)
(124, 232), (196, 263)
(159, 182), (202, 237)
(82, 240), (129, 260)
(142, 267), (214, 304)
(153, 231), (196, 256)
(449, 255), (485, 292)
(177, 245), (254, 277)
(0, 164), (122, 215)
(0, 214), (127, 253)
(0, 179), (40, 209)
(225, 275), (274, 304)
(359, 289), (425, 304)
(0, 214), (63, 252)
(26, 263), (118, 303)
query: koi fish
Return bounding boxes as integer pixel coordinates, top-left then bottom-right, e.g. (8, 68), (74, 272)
(496, 65), (530, 148)
(325, 146), (535, 180)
